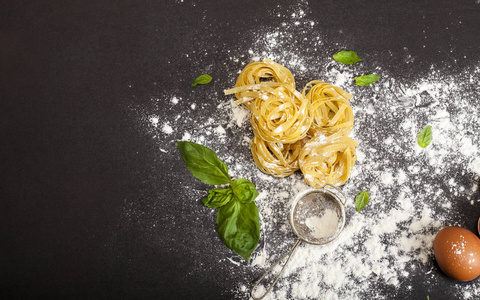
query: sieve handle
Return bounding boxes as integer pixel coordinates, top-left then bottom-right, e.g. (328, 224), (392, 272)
(323, 184), (347, 206)
(250, 239), (302, 300)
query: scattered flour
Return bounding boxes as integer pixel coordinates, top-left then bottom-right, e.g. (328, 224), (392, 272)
(227, 35), (480, 297)
(471, 157), (480, 175)
(162, 123), (173, 135)
(135, 1), (480, 299)
(182, 132), (191, 141)
(215, 125), (226, 136)
(149, 116), (159, 127)
(171, 96), (180, 104)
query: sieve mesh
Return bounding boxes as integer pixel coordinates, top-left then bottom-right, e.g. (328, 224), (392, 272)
(290, 190), (345, 245)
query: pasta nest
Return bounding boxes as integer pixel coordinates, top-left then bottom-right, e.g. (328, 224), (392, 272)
(250, 135), (305, 178)
(303, 80), (354, 136)
(234, 58), (295, 101)
(224, 58), (359, 188)
(249, 84), (313, 144)
(299, 134), (358, 188)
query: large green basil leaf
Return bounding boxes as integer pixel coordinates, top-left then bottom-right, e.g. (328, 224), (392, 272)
(217, 199), (260, 262)
(230, 178), (259, 203)
(202, 188), (233, 208)
(176, 141), (231, 185)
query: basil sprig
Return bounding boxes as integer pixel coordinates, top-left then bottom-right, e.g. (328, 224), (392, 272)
(333, 50), (362, 65)
(176, 141), (260, 262)
(417, 125), (432, 148)
(355, 74), (380, 86)
(191, 74), (212, 87)
(355, 190), (369, 212)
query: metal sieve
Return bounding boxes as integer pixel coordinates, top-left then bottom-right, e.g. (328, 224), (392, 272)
(251, 184), (346, 300)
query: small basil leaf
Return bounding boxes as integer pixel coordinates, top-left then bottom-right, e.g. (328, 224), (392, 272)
(202, 188), (233, 208)
(176, 141), (231, 185)
(217, 198), (260, 262)
(417, 125), (432, 148)
(355, 74), (380, 86)
(230, 178), (259, 203)
(192, 74), (212, 87)
(333, 50), (362, 65)
(355, 190), (369, 212)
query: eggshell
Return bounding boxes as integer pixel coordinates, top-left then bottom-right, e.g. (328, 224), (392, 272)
(434, 226), (480, 281)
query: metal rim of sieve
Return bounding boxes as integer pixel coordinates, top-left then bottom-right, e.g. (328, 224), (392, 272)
(289, 185), (346, 245)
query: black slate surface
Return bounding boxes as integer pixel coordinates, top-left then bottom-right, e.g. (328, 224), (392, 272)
(2, 1), (480, 299)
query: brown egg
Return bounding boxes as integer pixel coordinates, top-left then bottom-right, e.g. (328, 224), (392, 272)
(434, 226), (480, 281)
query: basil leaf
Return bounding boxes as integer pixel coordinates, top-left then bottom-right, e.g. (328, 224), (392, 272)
(191, 74), (212, 87)
(355, 190), (369, 212)
(202, 188), (233, 208)
(417, 125), (432, 148)
(333, 50), (362, 65)
(217, 198), (260, 262)
(230, 178), (259, 203)
(176, 141), (231, 185)
(355, 74), (380, 86)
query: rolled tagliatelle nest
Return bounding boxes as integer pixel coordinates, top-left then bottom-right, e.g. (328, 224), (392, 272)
(224, 58), (358, 187)
(250, 135), (306, 178)
(299, 133), (358, 187)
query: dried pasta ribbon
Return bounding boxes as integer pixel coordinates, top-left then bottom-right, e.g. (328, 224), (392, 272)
(299, 134), (358, 187)
(225, 58), (358, 188)
(303, 80), (354, 136)
(224, 82), (287, 109)
(249, 84), (313, 144)
(250, 135), (305, 177)
(234, 58), (295, 102)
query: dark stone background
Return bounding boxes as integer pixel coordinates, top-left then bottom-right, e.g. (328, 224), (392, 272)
(2, 1), (480, 299)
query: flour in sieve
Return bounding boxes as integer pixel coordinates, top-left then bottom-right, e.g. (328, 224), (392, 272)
(304, 209), (338, 240)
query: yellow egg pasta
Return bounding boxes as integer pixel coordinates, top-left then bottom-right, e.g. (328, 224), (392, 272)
(224, 58), (359, 187)
(299, 134), (358, 187)
(250, 135), (305, 177)
(303, 80), (354, 136)
(235, 58), (295, 92)
(248, 84), (313, 144)
(225, 82), (313, 144)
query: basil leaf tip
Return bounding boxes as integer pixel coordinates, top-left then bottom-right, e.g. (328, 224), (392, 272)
(192, 74), (212, 87)
(417, 125), (432, 148)
(176, 141), (231, 185)
(355, 74), (380, 86)
(355, 190), (369, 212)
(333, 50), (362, 65)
